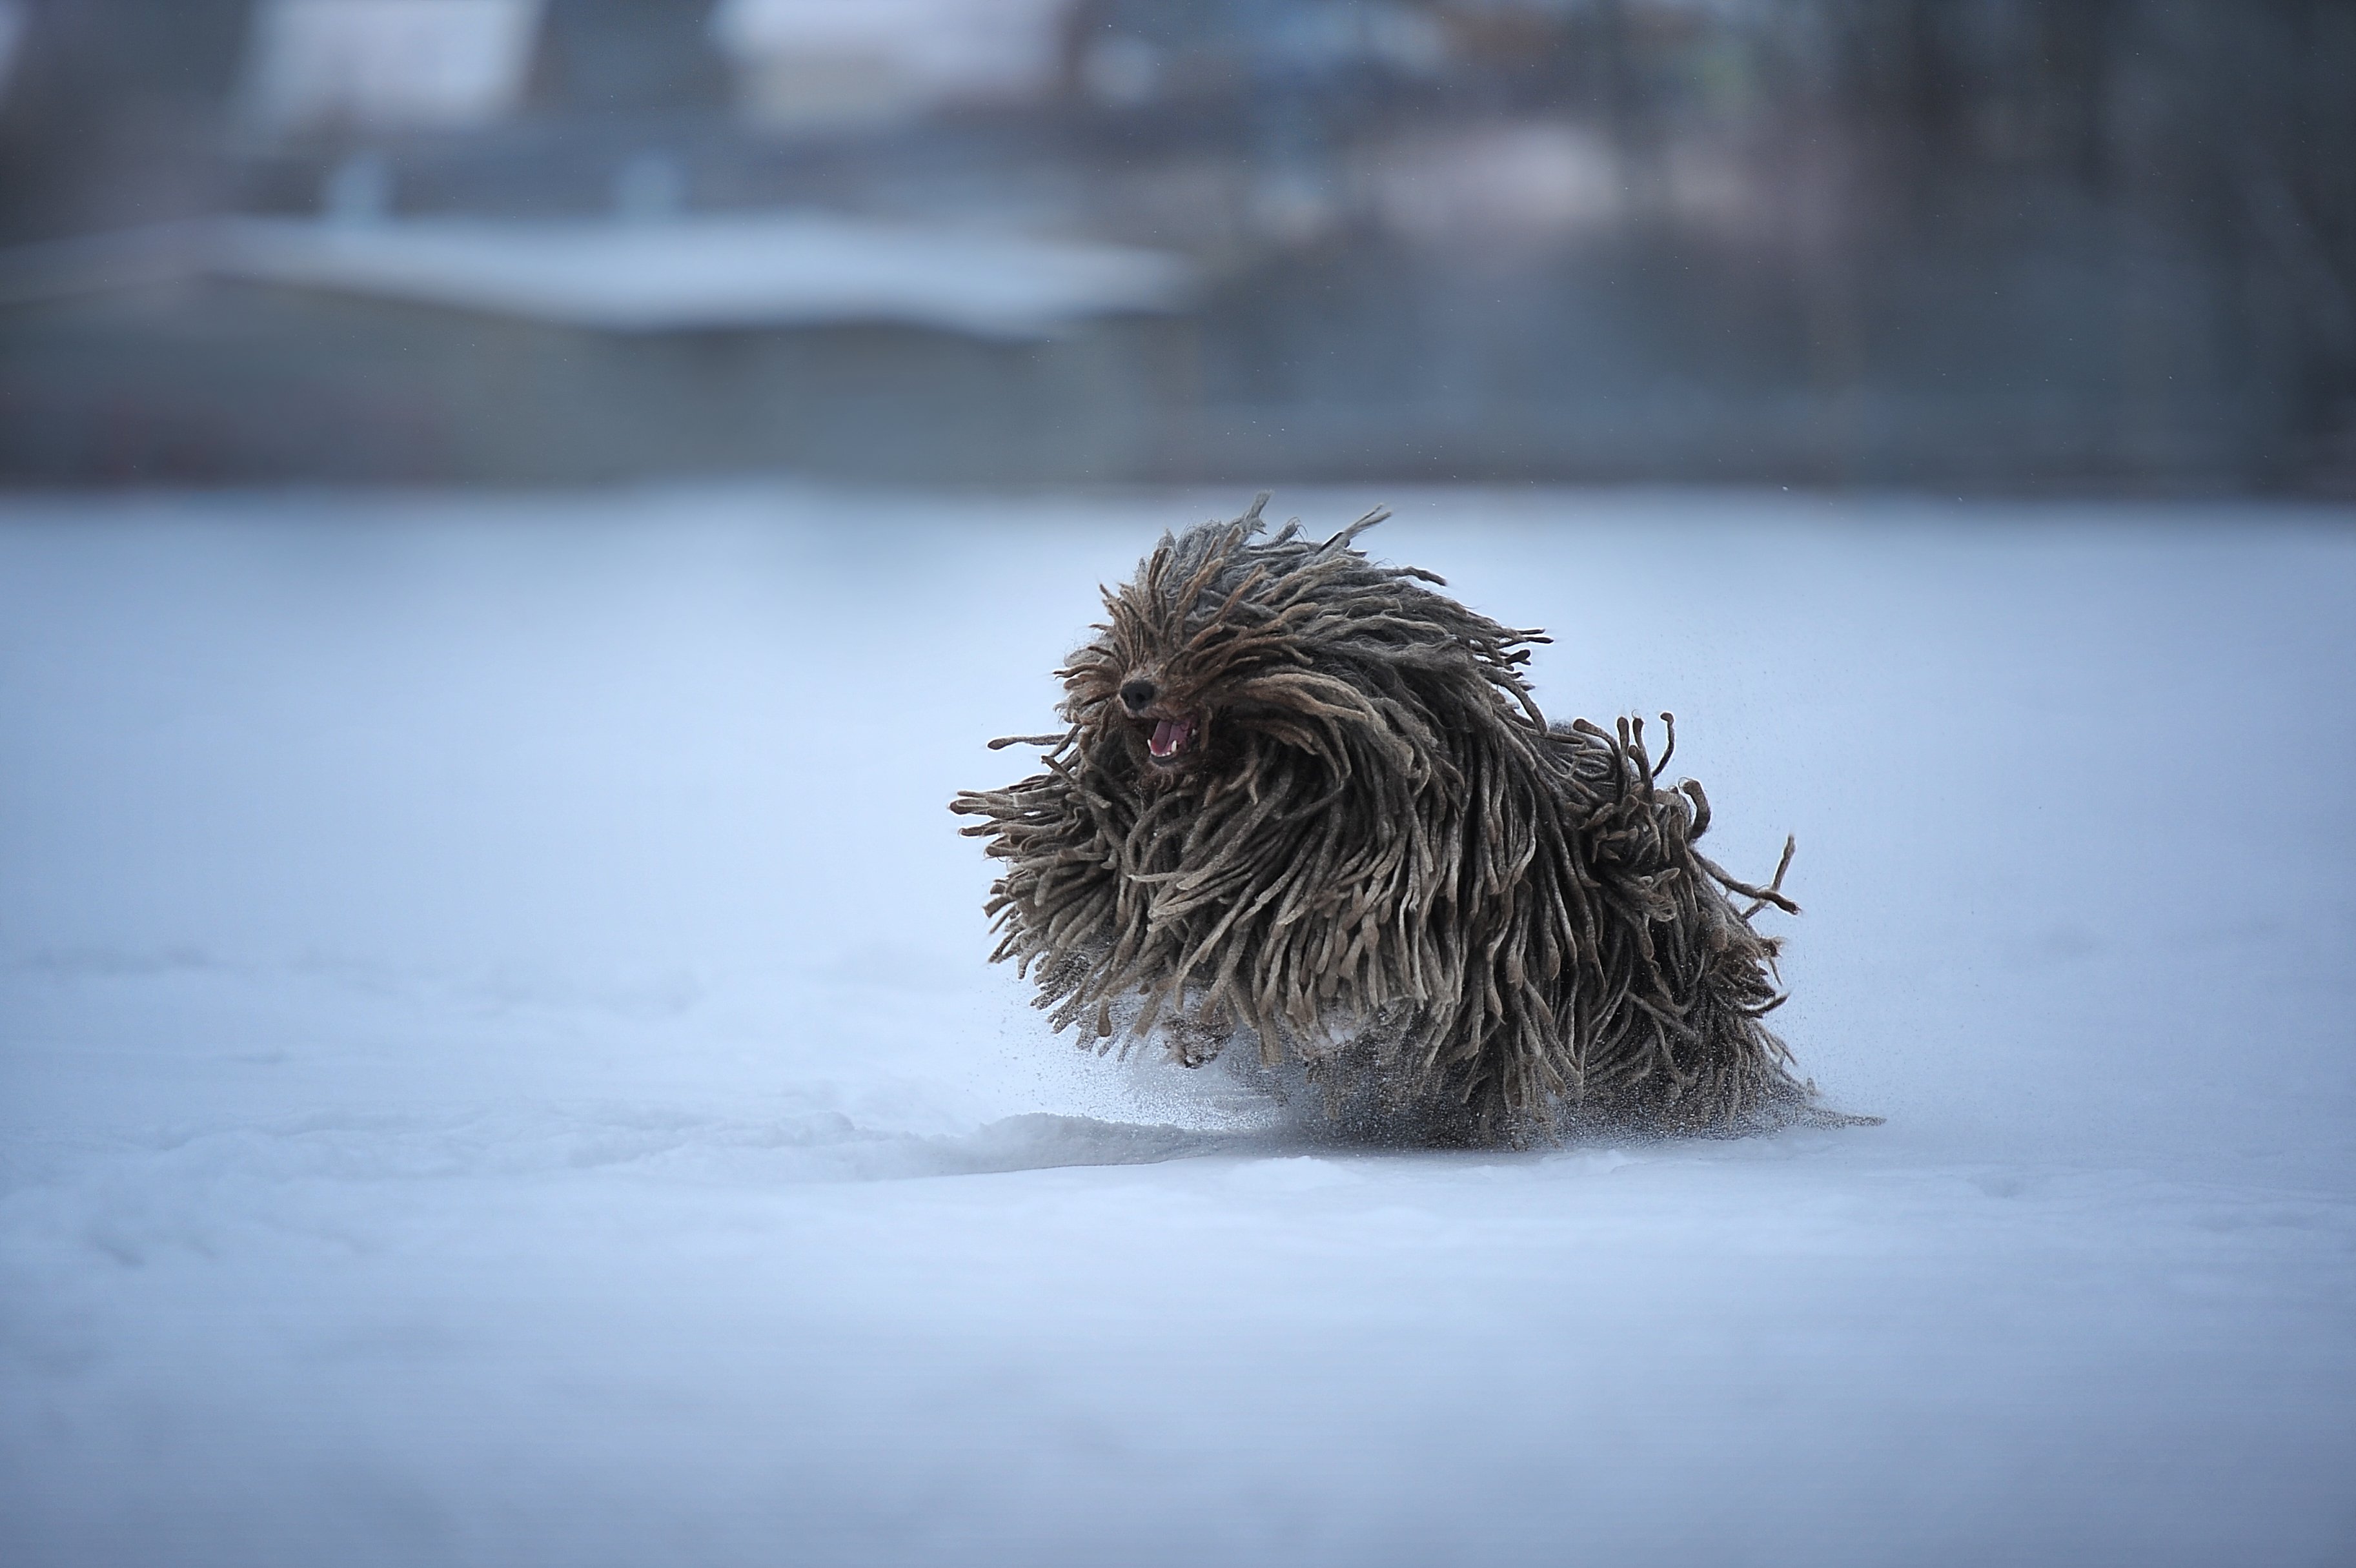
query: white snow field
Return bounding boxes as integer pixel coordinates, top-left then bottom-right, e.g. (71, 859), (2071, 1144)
(2, 485), (2351, 1568)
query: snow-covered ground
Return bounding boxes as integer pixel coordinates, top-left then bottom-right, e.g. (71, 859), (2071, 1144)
(2, 485), (2351, 1568)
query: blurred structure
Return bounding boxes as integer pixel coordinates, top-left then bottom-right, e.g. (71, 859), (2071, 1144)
(241, 0), (544, 136)
(713, 0), (1068, 132)
(0, 211), (1188, 481)
(0, 0), (2350, 489)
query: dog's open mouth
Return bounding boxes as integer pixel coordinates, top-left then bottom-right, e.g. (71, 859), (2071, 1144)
(1146, 714), (1198, 766)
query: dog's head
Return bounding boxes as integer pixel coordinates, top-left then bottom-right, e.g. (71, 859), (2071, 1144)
(1055, 497), (1547, 796)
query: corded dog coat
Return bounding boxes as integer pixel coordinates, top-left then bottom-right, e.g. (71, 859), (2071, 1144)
(953, 498), (1836, 1141)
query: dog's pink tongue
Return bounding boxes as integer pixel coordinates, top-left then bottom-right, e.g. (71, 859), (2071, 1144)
(1150, 717), (1193, 758)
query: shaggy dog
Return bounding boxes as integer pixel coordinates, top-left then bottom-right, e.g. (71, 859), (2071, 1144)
(952, 498), (1851, 1143)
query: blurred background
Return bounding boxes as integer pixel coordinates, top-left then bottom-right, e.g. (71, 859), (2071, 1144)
(6, 13), (2356, 1565)
(1, 0), (2351, 492)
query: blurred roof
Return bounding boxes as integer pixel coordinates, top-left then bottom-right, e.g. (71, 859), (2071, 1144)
(0, 212), (1195, 340)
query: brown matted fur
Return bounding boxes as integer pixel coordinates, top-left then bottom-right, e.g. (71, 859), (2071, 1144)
(951, 497), (1849, 1143)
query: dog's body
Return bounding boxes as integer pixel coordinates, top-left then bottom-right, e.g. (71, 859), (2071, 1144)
(953, 500), (1842, 1141)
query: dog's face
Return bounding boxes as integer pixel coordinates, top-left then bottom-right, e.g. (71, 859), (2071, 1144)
(1056, 516), (1399, 790)
(1050, 507), (1544, 806)
(1107, 658), (1201, 775)
(1058, 525), (1252, 785)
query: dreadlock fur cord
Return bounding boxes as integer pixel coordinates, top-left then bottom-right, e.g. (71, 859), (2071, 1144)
(951, 497), (1863, 1145)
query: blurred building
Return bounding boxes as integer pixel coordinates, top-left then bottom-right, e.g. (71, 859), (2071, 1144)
(0, 0), (2350, 490)
(241, 0), (544, 135)
(0, 210), (1192, 482)
(713, 0), (1068, 131)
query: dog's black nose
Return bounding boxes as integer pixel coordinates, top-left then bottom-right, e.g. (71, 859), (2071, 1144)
(1119, 678), (1157, 714)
